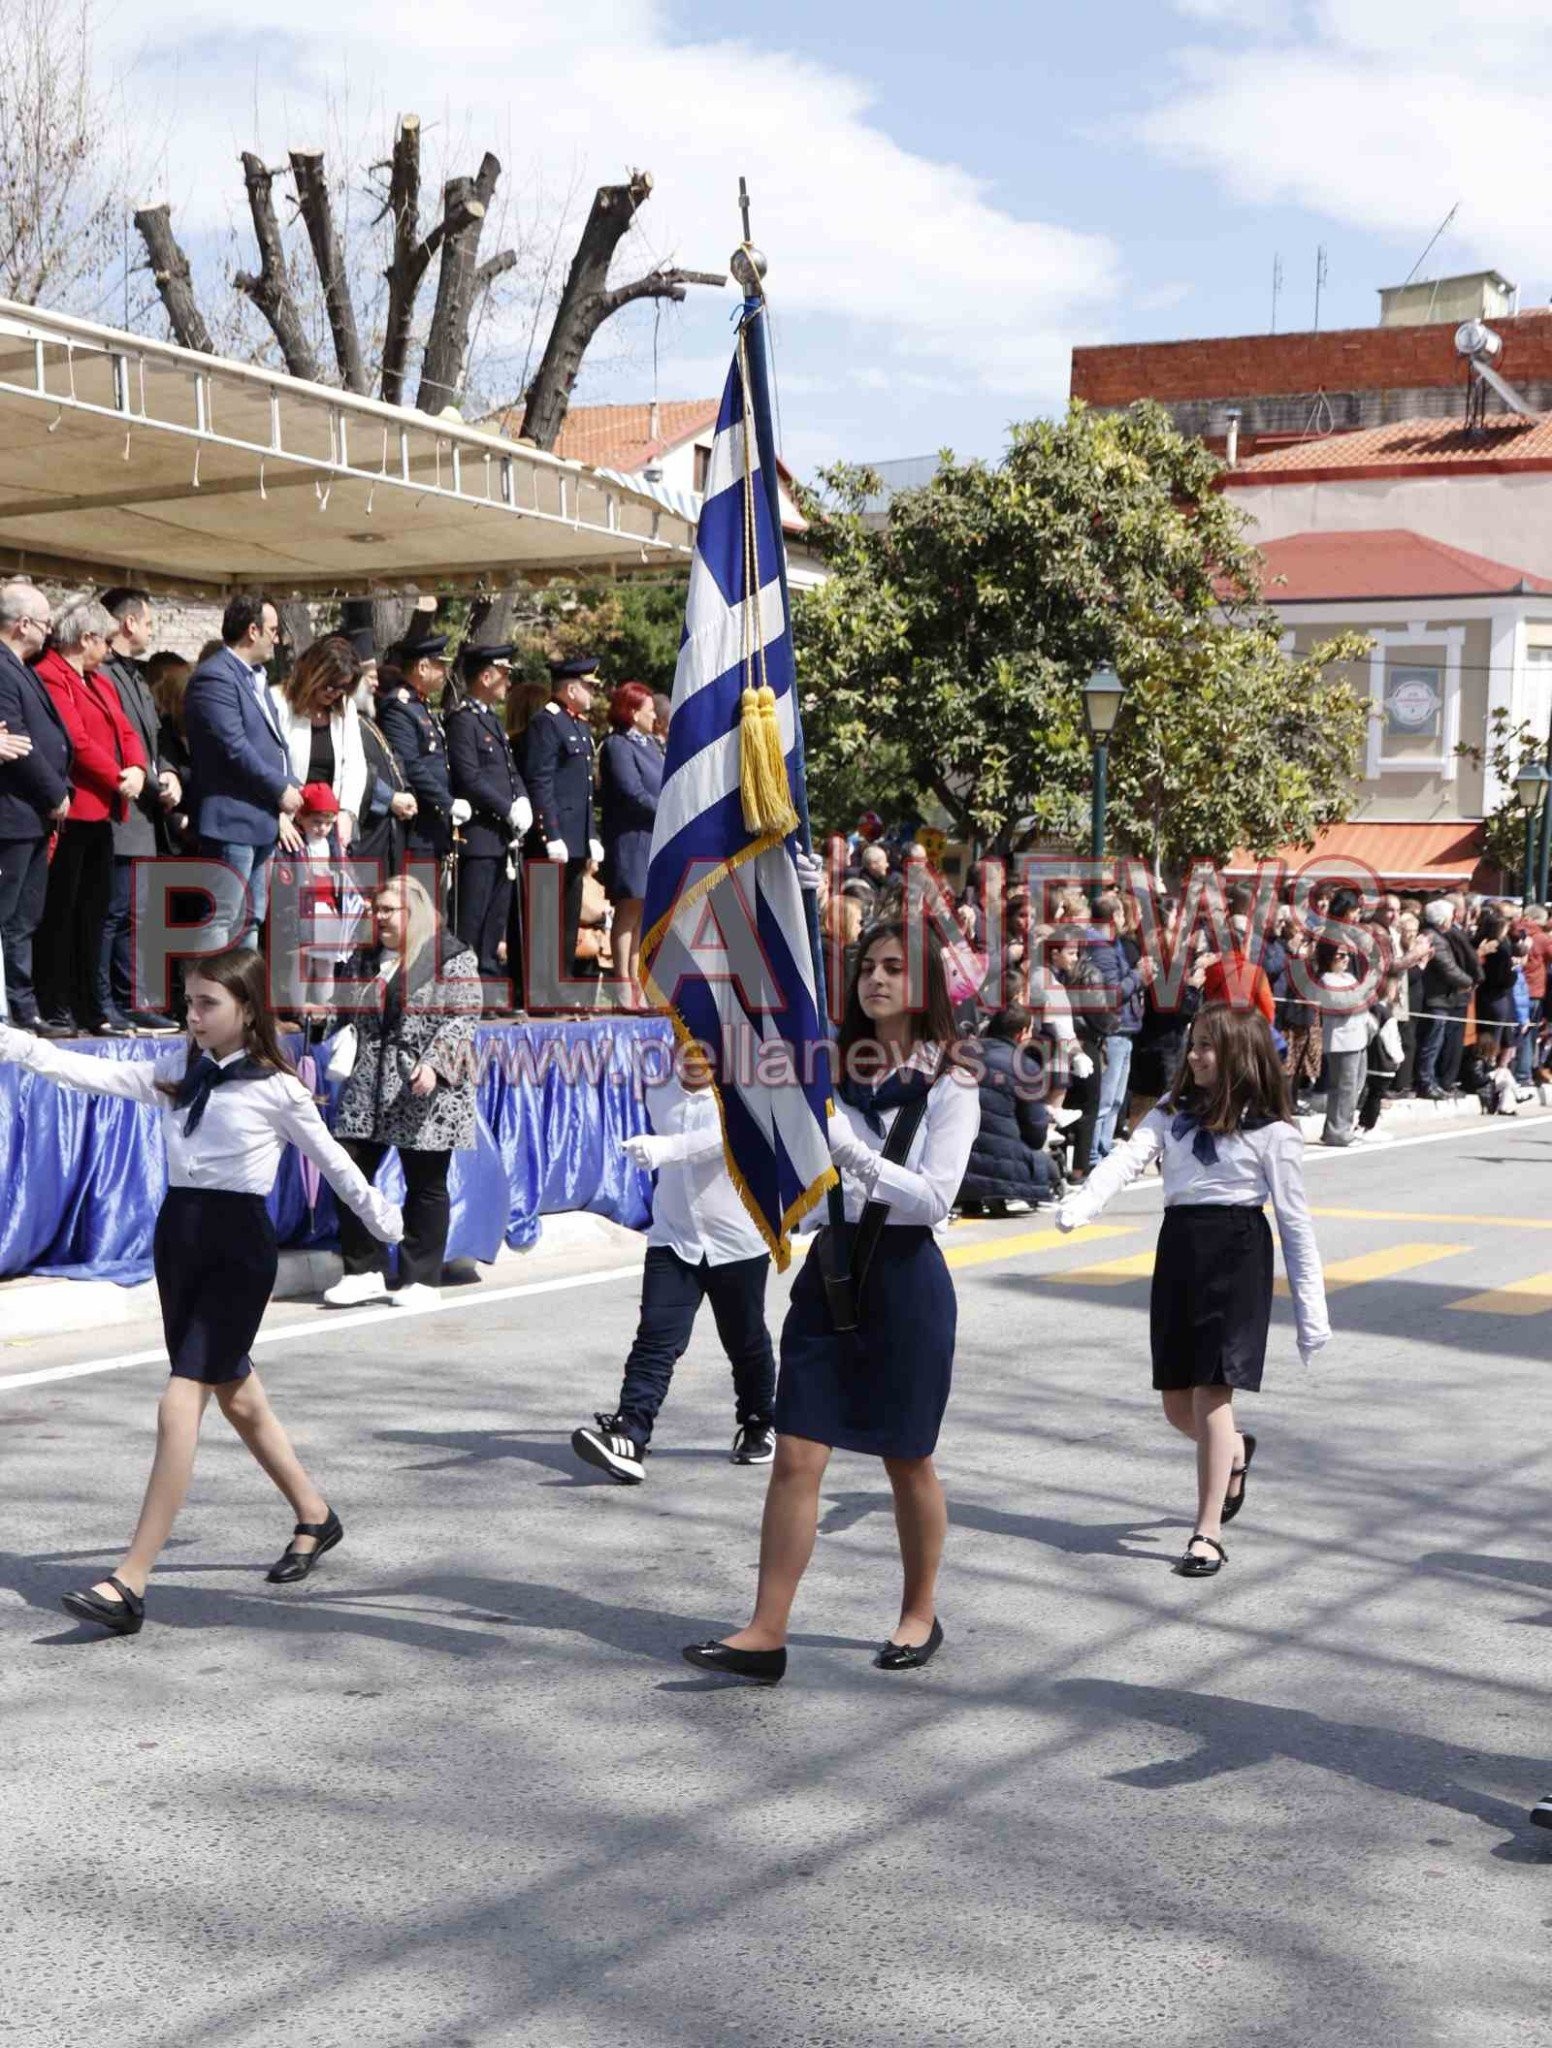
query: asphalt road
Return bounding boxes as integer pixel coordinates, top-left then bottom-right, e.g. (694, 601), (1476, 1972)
(3, 1113), (1551, 2047)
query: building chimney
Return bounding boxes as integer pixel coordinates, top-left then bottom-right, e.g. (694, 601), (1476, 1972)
(1224, 407), (1241, 467)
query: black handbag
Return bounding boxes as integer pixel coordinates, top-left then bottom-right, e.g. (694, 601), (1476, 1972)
(815, 1090), (933, 1334)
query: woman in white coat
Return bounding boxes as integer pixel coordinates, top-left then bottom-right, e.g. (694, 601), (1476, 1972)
(269, 635), (368, 848)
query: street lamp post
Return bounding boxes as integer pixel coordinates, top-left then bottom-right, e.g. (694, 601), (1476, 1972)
(1082, 666), (1127, 863)
(1513, 759), (1551, 906)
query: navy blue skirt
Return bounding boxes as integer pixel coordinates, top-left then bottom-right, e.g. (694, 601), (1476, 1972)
(1150, 1204), (1272, 1393)
(775, 1226), (956, 1459)
(153, 1189), (277, 1385)
(604, 827), (653, 904)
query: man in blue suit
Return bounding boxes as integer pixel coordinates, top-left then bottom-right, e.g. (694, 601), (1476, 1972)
(0, 579), (73, 1027)
(183, 595), (301, 948)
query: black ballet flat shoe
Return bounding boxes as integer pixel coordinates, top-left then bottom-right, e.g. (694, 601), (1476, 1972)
(1221, 1432), (1257, 1526)
(266, 1507), (343, 1584)
(874, 1618), (944, 1671)
(680, 1640), (787, 1684)
(60, 1575), (145, 1636)
(1175, 1532), (1226, 1578)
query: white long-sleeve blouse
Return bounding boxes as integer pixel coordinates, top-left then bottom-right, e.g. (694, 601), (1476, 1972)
(1059, 1106), (1329, 1355)
(0, 1029), (402, 1241)
(825, 1050), (982, 1238)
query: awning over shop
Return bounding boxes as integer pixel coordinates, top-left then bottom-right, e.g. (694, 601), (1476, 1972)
(1227, 820), (1489, 887)
(0, 301), (695, 599)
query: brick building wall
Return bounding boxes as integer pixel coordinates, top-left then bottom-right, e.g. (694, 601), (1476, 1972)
(1071, 309), (1552, 454)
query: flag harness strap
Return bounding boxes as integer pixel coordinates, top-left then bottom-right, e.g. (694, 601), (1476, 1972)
(817, 1091), (933, 1334)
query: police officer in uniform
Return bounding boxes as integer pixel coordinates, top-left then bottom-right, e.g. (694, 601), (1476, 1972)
(524, 654), (602, 992)
(447, 642), (532, 993)
(377, 630), (469, 865)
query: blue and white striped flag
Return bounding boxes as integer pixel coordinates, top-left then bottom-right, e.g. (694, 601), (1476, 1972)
(639, 303), (834, 1269)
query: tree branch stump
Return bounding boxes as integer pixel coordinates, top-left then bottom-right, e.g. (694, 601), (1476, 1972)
(132, 204), (215, 354)
(416, 151), (502, 416)
(234, 151), (319, 383)
(289, 148), (368, 394)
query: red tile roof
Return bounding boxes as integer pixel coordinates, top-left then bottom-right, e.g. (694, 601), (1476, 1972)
(1256, 528), (1552, 601)
(479, 399), (721, 473)
(1222, 412), (1552, 484)
(1226, 820), (1488, 885)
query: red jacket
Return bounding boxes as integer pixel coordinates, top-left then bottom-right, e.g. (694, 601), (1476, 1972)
(1516, 922), (1552, 1002)
(1202, 948), (1276, 1023)
(34, 646), (146, 824)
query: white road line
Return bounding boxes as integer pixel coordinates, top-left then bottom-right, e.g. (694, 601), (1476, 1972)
(0, 1261), (646, 1395)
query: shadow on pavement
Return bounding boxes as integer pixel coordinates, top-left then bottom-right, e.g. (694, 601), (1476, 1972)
(1055, 1676), (1552, 1863)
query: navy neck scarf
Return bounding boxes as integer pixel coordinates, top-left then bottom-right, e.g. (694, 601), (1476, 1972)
(1165, 1092), (1276, 1167)
(173, 1051), (267, 1137)
(835, 1065), (933, 1137)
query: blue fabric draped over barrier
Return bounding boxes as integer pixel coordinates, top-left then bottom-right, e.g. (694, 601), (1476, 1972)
(0, 1018), (672, 1284)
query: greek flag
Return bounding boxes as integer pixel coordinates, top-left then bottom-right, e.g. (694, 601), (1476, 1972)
(639, 300), (834, 1269)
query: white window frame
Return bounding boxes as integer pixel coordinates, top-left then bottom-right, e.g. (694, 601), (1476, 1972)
(1366, 622), (1462, 780)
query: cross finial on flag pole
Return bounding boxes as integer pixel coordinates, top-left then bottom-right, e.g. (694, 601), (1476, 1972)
(732, 174), (767, 294)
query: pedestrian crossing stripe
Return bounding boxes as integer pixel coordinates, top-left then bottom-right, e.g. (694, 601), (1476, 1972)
(1312, 1207), (1552, 1233)
(1050, 1250), (1159, 1286)
(1447, 1272), (1552, 1318)
(1276, 1242), (1472, 1295)
(945, 1225), (1132, 1271)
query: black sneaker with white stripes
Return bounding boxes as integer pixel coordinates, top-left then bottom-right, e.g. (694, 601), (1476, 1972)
(1531, 1791), (1552, 1831)
(731, 1420), (776, 1466)
(570, 1413), (646, 1484)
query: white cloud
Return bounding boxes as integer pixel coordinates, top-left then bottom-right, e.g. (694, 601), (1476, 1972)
(97, 0), (1118, 404)
(1147, 3), (1552, 280)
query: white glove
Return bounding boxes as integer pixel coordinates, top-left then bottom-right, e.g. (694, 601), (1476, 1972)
(450, 798), (473, 827)
(827, 1116), (880, 1189)
(545, 838), (569, 863)
(589, 837), (604, 865)
(623, 1131), (673, 1171)
(509, 797), (534, 834)
(1070, 1049), (1094, 1080)
(1298, 1335), (1329, 1369)
(373, 1198), (405, 1245)
(1055, 1200), (1085, 1234)
(793, 850), (823, 892)
(0, 1021), (33, 1062)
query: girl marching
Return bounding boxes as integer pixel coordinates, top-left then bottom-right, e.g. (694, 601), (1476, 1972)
(0, 949), (403, 1635)
(683, 921), (980, 1684)
(1057, 1002), (1328, 1577)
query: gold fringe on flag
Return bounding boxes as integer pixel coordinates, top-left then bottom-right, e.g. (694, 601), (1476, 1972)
(739, 682), (798, 836)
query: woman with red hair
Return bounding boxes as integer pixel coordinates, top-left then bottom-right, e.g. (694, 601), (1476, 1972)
(599, 681), (662, 1001)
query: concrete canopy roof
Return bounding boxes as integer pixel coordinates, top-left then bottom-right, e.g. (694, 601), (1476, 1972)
(0, 301), (694, 599)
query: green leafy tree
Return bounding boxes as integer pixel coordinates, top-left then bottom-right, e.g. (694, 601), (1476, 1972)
(792, 402), (1371, 871)
(1459, 705), (1550, 885)
(516, 574), (689, 694)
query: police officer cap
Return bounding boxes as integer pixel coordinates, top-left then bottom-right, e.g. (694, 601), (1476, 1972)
(548, 653), (599, 682)
(459, 640), (516, 678)
(400, 629), (448, 662)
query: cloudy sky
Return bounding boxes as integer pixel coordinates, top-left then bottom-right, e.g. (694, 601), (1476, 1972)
(89, 0), (1552, 476)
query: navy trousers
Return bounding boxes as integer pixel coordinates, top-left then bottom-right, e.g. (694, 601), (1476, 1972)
(455, 854), (512, 984)
(616, 1246), (776, 1447)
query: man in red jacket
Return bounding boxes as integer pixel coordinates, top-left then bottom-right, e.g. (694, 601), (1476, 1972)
(32, 596), (145, 1034)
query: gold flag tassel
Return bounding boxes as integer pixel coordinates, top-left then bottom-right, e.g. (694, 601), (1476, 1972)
(739, 682), (798, 836)
(735, 320), (799, 840)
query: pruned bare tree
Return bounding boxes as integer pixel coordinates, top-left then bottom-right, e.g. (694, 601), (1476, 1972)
(517, 170), (724, 450)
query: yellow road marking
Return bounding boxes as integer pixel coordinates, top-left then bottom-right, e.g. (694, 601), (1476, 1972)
(946, 1224), (1132, 1271)
(1313, 1206), (1552, 1232)
(1448, 1272), (1552, 1318)
(1276, 1241), (1471, 1296)
(1053, 1250), (1159, 1286)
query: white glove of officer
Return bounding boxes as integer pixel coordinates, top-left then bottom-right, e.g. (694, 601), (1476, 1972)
(449, 799), (473, 828)
(827, 1114), (880, 1190)
(793, 849), (824, 892)
(545, 838), (569, 863)
(1069, 1049), (1094, 1080)
(589, 837), (604, 865)
(623, 1131), (675, 1171)
(508, 797), (534, 835)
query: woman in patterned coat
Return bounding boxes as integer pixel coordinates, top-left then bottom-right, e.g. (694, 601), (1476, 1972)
(324, 873), (481, 1309)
